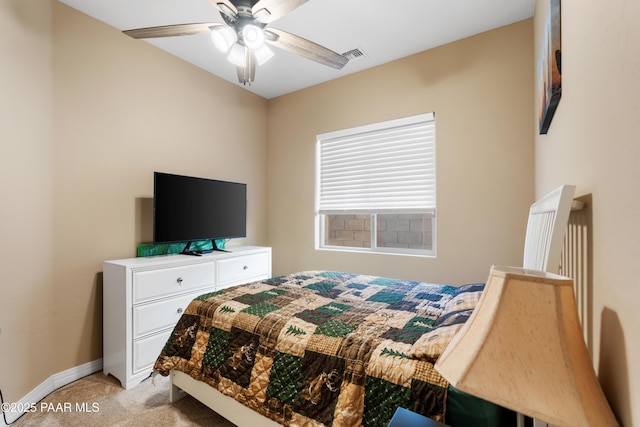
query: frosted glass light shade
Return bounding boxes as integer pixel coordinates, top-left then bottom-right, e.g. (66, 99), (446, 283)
(210, 26), (237, 53)
(253, 44), (274, 65)
(227, 43), (247, 67)
(242, 24), (265, 50)
(435, 266), (618, 427)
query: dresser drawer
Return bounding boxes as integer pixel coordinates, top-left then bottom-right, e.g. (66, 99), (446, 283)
(133, 263), (214, 303)
(133, 291), (203, 338)
(217, 252), (270, 287)
(132, 329), (172, 374)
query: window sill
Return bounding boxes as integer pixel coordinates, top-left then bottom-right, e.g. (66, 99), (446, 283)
(315, 246), (436, 259)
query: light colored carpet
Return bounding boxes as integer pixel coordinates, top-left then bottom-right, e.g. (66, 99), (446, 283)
(11, 373), (236, 426)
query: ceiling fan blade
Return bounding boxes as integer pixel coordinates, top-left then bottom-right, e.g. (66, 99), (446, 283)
(236, 50), (257, 85)
(123, 23), (221, 39)
(265, 28), (348, 70)
(252, 0), (308, 23)
(209, 0), (238, 19)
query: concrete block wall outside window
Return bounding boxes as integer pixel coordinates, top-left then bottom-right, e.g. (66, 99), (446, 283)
(325, 214), (433, 250)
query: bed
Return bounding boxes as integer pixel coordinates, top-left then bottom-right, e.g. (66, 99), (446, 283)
(153, 185), (577, 427)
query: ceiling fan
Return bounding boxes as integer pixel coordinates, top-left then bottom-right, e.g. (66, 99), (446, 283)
(123, 0), (349, 85)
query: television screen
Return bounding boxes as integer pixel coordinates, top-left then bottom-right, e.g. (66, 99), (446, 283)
(153, 172), (247, 248)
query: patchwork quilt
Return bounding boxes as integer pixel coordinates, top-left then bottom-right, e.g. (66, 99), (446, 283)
(154, 271), (484, 426)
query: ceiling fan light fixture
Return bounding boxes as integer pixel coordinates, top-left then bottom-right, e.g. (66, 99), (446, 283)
(122, 0), (349, 86)
(210, 26), (237, 52)
(253, 44), (274, 65)
(242, 24), (265, 50)
(227, 42), (247, 67)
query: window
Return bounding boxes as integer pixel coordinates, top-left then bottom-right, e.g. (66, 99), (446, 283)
(315, 113), (436, 256)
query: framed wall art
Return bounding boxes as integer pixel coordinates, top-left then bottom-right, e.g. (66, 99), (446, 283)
(538, 0), (562, 134)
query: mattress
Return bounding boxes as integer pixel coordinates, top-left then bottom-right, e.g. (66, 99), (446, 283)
(154, 271), (486, 426)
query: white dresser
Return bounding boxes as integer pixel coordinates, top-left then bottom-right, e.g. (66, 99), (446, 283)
(103, 245), (271, 389)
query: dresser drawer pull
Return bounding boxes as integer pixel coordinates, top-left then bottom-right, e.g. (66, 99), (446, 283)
(243, 265), (248, 270)
(177, 307), (183, 314)
(177, 277), (183, 285)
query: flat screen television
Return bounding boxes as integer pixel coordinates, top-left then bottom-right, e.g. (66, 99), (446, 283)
(153, 172), (247, 254)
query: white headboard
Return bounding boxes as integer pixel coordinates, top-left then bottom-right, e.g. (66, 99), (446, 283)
(519, 186), (588, 427)
(523, 185), (576, 273)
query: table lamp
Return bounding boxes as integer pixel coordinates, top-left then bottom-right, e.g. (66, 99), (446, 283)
(435, 265), (618, 427)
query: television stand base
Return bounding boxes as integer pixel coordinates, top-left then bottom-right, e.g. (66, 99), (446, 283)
(182, 251), (203, 257)
(181, 240), (229, 256)
(199, 248), (229, 254)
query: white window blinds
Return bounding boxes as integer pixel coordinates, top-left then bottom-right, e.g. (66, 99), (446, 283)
(316, 113), (435, 213)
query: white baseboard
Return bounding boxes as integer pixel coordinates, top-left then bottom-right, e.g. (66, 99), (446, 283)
(2, 358), (103, 425)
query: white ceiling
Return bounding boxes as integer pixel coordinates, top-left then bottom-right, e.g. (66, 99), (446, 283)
(58, 0), (534, 99)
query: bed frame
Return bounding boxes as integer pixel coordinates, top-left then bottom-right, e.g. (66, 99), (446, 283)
(169, 185), (579, 427)
(170, 370), (280, 426)
(520, 185), (578, 427)
(523, 185), (577, 272)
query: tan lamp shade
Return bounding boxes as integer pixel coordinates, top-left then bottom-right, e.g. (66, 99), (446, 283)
(434, 266), (618, 427)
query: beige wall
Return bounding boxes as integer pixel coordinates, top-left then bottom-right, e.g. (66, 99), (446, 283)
(1, 0), (268, 403)
(533, 0), (638, 425)
(267, 20), (535, 286)
(0, 0), (55, 403)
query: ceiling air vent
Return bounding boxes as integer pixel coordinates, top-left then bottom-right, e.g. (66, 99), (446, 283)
(341, 47), (368, 63)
